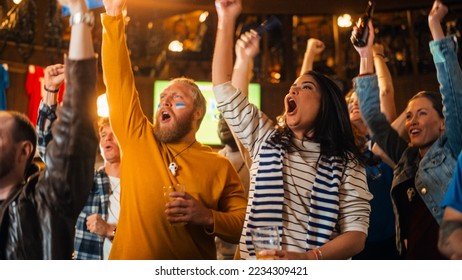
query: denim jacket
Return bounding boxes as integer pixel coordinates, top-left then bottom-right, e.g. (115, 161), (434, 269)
(354, 36), (462, 252)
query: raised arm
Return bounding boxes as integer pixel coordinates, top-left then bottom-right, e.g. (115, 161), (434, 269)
(66, 0), (94, 60)
(35, 64), (65, 160)
(372, 43), (396, 122)
(428, 0), (462, 155)
(101, 0), (147, 146)
(212, 0), (242, 86)
(299, 38), (325, 76)
(213, 0), (275, 159)
(232, 30), (260, 95)
(231, 30), (261, 169)
(428, 0), (446, 41)
(368, 43), (397, 167)
(39, 0), (98, 220)
(353, 22), (408, 163)
(354, 22), (374, 76)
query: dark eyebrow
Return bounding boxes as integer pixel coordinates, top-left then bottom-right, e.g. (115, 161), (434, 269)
(406, 107), (428, 115)
(292, 81), (316, 87)
(416, 108), (428, 113)
(301, 81), (317, 88)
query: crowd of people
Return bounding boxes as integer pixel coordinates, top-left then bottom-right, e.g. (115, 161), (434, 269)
(0, 0), (461, 260)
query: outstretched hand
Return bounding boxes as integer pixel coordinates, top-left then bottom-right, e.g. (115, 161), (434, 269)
(43, 64), (64, 106)
(44, 64), (65, 91)
(352, 21), (374, 58)
(215, 0), (242, 21)
(235, 30), (261, 61)
(428, 0), (448, 41)
(103, 0), (127, 16)
(429, 0), (448, 24)
(306, 38), (325, 57)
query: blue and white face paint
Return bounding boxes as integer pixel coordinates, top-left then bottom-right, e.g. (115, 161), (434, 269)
(157, 102), (188, 110)
(175, 102), (187, 109)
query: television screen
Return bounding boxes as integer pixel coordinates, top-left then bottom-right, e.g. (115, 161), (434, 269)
(153, 80), (261, 146)
(62, 0), (104, 17)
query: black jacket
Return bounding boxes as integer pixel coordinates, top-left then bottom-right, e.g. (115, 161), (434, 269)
(0, 58), (98, 259)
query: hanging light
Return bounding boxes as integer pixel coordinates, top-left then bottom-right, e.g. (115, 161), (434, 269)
(199, 11), (209, 23)
(337, 14), (352, 28)
(168, 40), (184, 52)
(13, 0), (22, 4)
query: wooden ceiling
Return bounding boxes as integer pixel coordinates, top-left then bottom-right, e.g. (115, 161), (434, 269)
(126, 0), (462, 20)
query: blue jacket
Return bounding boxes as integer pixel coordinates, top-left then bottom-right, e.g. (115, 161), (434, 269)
(354, 36), (462, 252)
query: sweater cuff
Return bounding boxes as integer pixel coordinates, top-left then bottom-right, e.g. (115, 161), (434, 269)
(38, 100), (58, 120)
(213, 81), (240, 105)
(101, 12), (124, 32)
(430, 35), (457, 64)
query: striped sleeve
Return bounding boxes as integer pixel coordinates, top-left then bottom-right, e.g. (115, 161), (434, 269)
(213, 82), (274, 159)
(337, 160), (372, 234)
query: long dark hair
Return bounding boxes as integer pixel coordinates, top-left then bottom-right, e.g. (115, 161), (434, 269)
(274, 71), (363, 166)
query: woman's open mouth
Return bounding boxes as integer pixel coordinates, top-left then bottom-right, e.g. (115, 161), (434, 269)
(287, 98), (297, 114)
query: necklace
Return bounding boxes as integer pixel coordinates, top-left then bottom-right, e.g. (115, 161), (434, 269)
(168, 140), (196, 176)
(236, 162), (245, 173)
(108, 176), (121, 193)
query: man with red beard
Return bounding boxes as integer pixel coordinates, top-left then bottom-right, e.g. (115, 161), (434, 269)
(100, 0), (247, 259)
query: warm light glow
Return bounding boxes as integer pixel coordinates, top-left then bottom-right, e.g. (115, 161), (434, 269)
(13, 0), (22, 4)
(97, 93), (109, 118)
(337, 14), (352, 28)
(168, 40), (184, 52)
(199, 11), (209, 23)
(326, 57), (335, 67)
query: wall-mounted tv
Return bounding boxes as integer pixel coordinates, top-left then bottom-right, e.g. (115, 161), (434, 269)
(62, 0), (104, 17)
(153, 80), (261, 146)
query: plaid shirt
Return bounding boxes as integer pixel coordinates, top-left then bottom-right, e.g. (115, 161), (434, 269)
(36, 101), (58, 160)
(36, 102), (110, 260)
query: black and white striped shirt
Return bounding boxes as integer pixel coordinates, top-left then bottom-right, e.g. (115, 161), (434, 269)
(214, 82), (371, 259)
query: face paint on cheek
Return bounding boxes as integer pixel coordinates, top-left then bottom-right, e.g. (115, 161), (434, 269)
(175, 102), (187, 109)
(157, 103), (161, 110)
